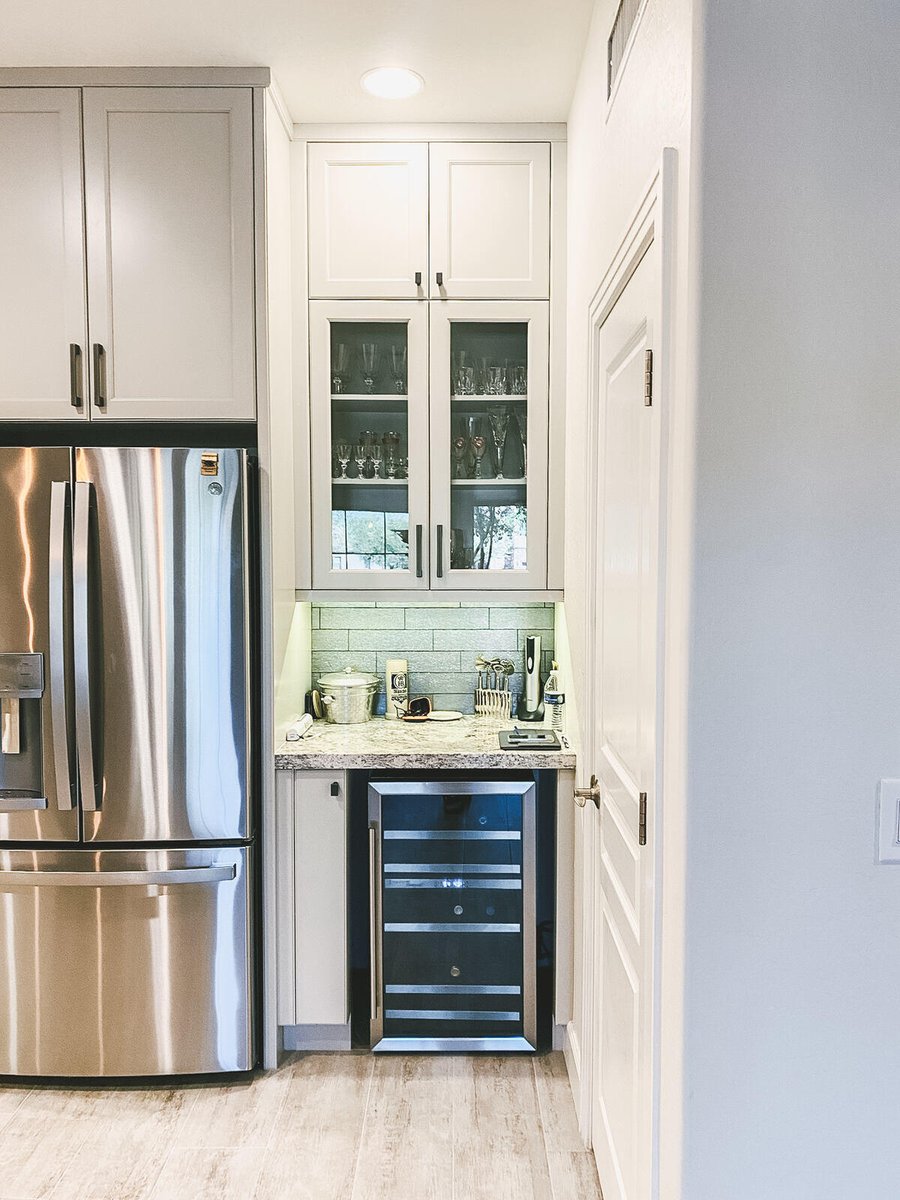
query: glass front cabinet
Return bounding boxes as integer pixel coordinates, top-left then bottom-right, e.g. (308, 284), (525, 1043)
(309, 299), (549, 591)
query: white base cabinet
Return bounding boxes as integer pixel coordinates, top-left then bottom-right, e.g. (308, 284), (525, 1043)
(276, 770), (349, 1034)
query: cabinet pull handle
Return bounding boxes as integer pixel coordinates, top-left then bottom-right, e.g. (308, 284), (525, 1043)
(415, 524), (423, 579)
(436, 524), (444, 579)
(69, 345), (83, 409)
(435, 271), (443, 287)
(415, 271), (422, 287)
(92, 344), (106, 409)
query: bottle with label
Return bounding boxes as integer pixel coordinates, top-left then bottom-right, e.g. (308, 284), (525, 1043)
(544, 661), (565, 732)
(385, 659), (408, 720)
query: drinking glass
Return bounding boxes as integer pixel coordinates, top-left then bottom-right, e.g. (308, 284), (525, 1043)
(488, 411), (510, 479)
(458, 366), (475, 395)
(354, 441), (369, 478)
(332, 344), (351, 394)
(487, 366), (504, 395)
(452, 435), (468, 479)
(515, 407), (527, 476)
(361, 343), (379, 394)
(471, 435), (487, 479)
(369, 440), (384, 479)
(510, 365), (527, 395)
(383, 431), (400, 478)
(391, 345), (407, 394)
(335, 441), (353, 479)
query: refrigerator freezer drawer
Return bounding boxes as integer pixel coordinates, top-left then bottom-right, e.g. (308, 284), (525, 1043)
(0, 847), (254, 1077)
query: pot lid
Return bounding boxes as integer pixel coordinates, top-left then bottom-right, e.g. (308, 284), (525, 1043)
(316, 666), (380, 688)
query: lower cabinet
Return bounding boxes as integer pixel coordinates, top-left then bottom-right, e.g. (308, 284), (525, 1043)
(275, 770), (349, 1048)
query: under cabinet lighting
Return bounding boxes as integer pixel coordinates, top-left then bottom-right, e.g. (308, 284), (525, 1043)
(360, 67), (424, 99)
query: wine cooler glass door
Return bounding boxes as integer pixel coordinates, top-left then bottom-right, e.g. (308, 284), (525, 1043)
(368, 779), (536, 1052)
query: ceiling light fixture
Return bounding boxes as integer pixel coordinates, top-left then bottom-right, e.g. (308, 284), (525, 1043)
(361, 67), (424, 100)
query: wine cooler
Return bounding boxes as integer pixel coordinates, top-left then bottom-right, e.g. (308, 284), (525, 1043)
(368, 778), (536, 1052)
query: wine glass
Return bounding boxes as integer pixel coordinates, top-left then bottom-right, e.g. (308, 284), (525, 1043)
(361, 343), (379, 394)
(488, 411), (510, 479)
(514, 406), (527, 477)
(354, 440), (368, 479)
(332, 344), (350, 394)
(471, 435), (487, 479)
(383, 431), (400, 478)
(391, 345), (407, 394)
(369, 439), (384, 480)
(452, 435), (468, 479)
(335, 441), (353, 479)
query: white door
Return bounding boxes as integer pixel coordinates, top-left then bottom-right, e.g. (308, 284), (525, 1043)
(589, 239), (662, 1200)
(309, 300), (430, 590)
(428, 300), (549, 590)
(82, 87), (256, 421)
(307, 143), (428, 300)
(0, 89), (89, 420)
(429, 143), (550, 300)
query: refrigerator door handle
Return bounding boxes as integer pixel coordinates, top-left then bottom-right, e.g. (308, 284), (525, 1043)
(49, 481), (74, 811)
(73, 480), (98, 811)
(0, 865), (237, 888)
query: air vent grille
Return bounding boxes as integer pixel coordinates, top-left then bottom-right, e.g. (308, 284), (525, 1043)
(608, 0), (641, 97)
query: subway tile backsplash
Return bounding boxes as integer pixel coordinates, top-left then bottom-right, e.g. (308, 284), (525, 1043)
(310, 603), (555, 715)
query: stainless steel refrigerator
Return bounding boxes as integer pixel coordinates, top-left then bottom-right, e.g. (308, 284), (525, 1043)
(0, 446), (254, 1077)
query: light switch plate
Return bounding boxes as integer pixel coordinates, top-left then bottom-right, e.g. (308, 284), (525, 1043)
(876, 779), (900, 863)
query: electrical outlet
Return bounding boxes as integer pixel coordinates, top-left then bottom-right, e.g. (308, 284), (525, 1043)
(876, 779), (900, 863)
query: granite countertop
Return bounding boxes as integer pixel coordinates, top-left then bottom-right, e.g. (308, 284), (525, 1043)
(275, 715), (576, 771)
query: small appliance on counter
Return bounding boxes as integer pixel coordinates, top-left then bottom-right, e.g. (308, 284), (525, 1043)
(516, 635), (545, 721)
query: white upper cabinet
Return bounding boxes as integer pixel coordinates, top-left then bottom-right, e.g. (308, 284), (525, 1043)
(82, 88), (256, 420)
(428, 143), (550, 300)
(307, 143), (428, 300)
(0, 89), (89, 421)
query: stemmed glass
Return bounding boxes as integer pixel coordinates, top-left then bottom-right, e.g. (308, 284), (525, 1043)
(331, 344), (350, 394)
(361, 344), (379, 394)
(488, 411), (510, 479)
(335, 441), (353, 479)
(452, 435), (468, 479)
(391, 346), (407, 394)
(471, 435), (487, 479)
(383, 431), (401, 479)
(354, 440), (369, 479)
(514, 406), (527, 477)
(369, 439), (384, 480)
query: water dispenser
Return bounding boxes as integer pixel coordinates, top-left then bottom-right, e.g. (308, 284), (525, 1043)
(0, 653), (46, 808)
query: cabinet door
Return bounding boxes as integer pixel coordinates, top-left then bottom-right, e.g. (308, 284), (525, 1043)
(429, 301), (549, 590)
(307, 143), (428, 299)
(275, 771), (348, 1028)
(82, 88), (255, 421)
(0, 89), (89, 421)
(310, 301), (430, 590)
(429, 143), (550, 300)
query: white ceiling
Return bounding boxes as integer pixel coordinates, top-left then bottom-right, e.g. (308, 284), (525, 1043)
(3, 0), (595, 123)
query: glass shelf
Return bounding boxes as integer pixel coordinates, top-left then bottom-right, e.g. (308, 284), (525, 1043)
(450, 394), (527, 404)
(332, 477), (408, 486)
(451, 477), (526, 487)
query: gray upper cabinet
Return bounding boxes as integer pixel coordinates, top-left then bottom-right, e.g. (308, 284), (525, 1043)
(0, 85), (256, 422)
(0, 89), (89, 421)
(307, 140), (551, 302)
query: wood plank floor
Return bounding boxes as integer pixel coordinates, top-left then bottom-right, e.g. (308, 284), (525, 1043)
(0, 1053), (602, 1200)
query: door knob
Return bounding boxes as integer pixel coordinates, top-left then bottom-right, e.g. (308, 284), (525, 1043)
(574, 775), (601, 809)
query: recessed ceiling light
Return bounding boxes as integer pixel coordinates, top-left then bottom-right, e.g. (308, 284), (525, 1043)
(361, 67), (424, 100)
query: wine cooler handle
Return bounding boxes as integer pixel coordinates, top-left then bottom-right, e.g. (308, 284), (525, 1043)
(369, 825), (380, 1018)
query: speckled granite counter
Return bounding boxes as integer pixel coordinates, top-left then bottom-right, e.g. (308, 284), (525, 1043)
(275, 716), (576, 771)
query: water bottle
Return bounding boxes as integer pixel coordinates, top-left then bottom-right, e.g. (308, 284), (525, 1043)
(544, 661), (565, 732)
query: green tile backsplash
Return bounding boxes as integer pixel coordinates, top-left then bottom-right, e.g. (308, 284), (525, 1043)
(310, 603), (555, 715)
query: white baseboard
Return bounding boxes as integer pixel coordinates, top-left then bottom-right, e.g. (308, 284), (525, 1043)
(564, 1022), (582, 1108)
(282, 1021), (352, 1051)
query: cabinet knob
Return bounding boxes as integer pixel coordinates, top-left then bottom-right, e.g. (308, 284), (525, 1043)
(330, 781), (340, 797)
(415, 271), (422, 287)
(435, 271), (443, 287)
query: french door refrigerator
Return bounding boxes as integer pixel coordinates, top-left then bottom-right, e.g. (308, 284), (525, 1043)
(0, 446), (254, 1077)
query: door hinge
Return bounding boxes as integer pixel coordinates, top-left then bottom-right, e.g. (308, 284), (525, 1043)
(638, 792), (647, 845)
(644, 349), (653, 407)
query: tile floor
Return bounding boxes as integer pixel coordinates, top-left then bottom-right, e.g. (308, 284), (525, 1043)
(0, 1052), (603, 1200)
